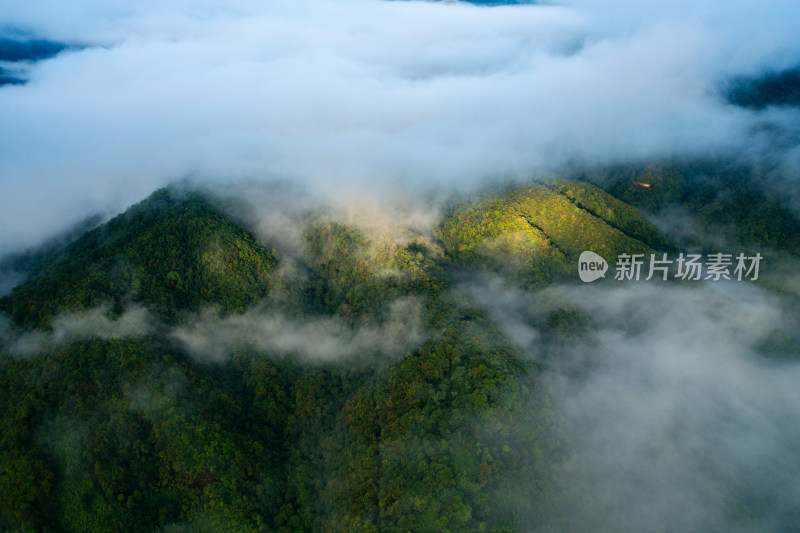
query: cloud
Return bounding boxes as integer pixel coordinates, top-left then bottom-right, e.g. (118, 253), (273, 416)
(4, 304), (155, 357)
(1, 0), (800, 253)
(171, 296), (426, 363)
(466, 275), (800, 531)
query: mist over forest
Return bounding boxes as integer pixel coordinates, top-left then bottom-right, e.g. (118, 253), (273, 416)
(2, 1), (800, 531)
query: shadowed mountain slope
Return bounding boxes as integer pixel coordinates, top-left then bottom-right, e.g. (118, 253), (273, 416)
(1, 189), (277, 327)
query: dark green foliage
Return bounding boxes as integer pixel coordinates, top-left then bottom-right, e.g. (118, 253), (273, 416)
(0, 181), (655, 531)
(596, 164), (685, 212)
(331, 316), (568, 533)
(578, 161), (800, 254)
(0, 339), (287, 532)
(0, 329), (562, 531)
(1, 188), (277, 327)
(302, 218), (449, 325)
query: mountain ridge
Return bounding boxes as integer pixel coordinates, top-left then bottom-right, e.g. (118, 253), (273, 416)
(1, 188), (278, 328)
(0, 178), (674, 532)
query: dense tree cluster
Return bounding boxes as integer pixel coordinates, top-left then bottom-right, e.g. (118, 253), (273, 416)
(437, 179), (664, 286)
(578, 162), (800, 254)
(3, 170), (786, 531)
(0, 190), (277, 328)
(0, 186), (574, 531)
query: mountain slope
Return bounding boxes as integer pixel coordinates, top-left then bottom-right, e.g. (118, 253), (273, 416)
(0, 179), (663, 532)
(438, 178), (668, 285)
(578, 161), (800, 254)
(1, 188), (277, 327)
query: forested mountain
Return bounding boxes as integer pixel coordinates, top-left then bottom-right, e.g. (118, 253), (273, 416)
(0, 181), (587, 532)
(0, 172), (797, 532)
(1, 190), (277, 328)
(438, 179), (670, 285)
(575, 161), (800, 254)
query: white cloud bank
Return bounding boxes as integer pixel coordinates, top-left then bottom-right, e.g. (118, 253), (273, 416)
(3, 304), (155, 356)
(467, 275), (800, 531)
(1, 0), (800, 253)
(171, 297), (426, 363)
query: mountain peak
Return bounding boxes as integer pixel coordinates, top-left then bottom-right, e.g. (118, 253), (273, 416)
(1, 188), (277, 327)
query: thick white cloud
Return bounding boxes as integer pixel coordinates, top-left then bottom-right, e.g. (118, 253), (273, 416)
(467, 275), (800, 531)
(1, 0), (799, 253)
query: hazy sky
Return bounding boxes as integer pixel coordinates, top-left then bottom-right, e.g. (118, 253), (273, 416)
(1, 0), (800, 254)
